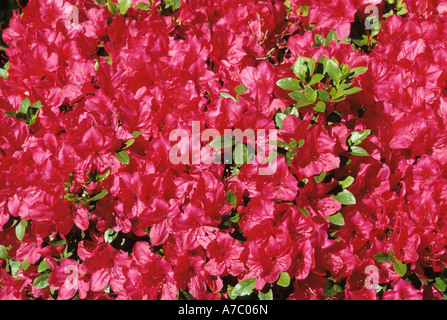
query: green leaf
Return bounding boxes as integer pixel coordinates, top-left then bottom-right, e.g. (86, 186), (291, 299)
(232, 278), (256, 297)
(332, 189), (356, 205)
(304, 85), (317, 103)
(122, 138), (135, 149)
(107, 0), (120, 15)
(0, 68), (9, 80)
(374, 251), (395, 263)
(19, 98), (31, 114)
(348, 129), (371, 146)
(258, 289), (273, 300)
(393, 260), (407, 277)
(289, 92), (312, 107)
(326, 59), (341, 85)
(434, 277), (447, 292)
(308, 73), (324, 86)
(0, 245), (8, 259)
(229, 214), (240, 223)
(210, 135), (234, 149)
(327, 212), (345, 226)
(292, 57), (310, 80)
(219, 92), (237, 102)
(349, 67), (368, 78)
(115, 150), (130, 164)
(299, 207), (310, 217)
(9, 260), (21, 276)
(314, 171), (327, 183)
(235, 84), (247, 98)
(179, 289), (197, 300)
(38, 259), (51, 273)
(163, 0), (181, 10)
(276, 78), (303, 91)
(90, 190), (108, 202)
(350, 146), (369, 156)
(323, 281), (343, 297)
(275, 113), (288, 129)
(277, 271), (291, 287)
(316, 89), (330, 102)
(313, 101), (326, 113)
(118, 0), (132, 14)
(135, 2), (151, 10)
(225, 190), (237, 209)
(339, 176), (355, 189)
(4, 111), (17, 118)
(15, 220), (28, 241)
(49, 239), (66, 246)
(297, 5), (309, 16)
(33, 273), (50, 289)
(104, 228), (118, 243)
(343, 87), (363, 95)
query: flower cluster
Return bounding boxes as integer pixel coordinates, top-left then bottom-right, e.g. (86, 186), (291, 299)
(0, 0), (447, 300)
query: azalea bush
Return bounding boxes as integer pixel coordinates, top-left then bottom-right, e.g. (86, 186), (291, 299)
(1, 0), (447, 300)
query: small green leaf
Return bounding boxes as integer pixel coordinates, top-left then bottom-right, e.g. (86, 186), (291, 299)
(393, 260), (407, 277)
(374, 251), (395, 263)
(349, 67), (368, 78)
(0, 245), (8, 259)
(219, 92), (237, 102)
(123, 138), (135, 149)
(308, 73), (324, 86)
(289, 92), (312, 107)
(348, 129), (371, 146)
(275, 113), (288, 129)
(179, 289), (197, 300)
(104, 228), (118, 243)
(33, 273), (50, 289)
(235, 84), (247, 98)
(314, 171), (327, 183)
(258, 289), (273, 300)
(350, 146), (369, 156)
(326, 59), (341, 84)
(304, 85), (317, 103)
(277, 271), (291, 287)
(15, 220), (28, 241)
(90, 190), (108, 202)
(434, 277), (447, 292)
(210, 136), (234, 149)
(339, 176), (355, 189)
(229, 214), (240, 223)
(316, 89), (330, 102)
(313, 101), (326, 112)
(292, 57), (310, 80)
(118, 0), (132, 14)
(297, 5), (309, 16)
(225, 190), (237, 209)
(327, 212), (345, 226)
(343, 87), (363, 95)
(276, 78), (303, 91)
(308, 57), (316, 76)
(299, 207), (310, 217)
(19, 98), (31, 114)
(115, 150), (130, 164)
(49, 239), (67, 246)
(323, 281), (343, 297)
(232, 278), (256, 297)
(38, 259), (51, 273)
(332, 189), (356, 205)
(0, 68), (9, 80)
(9, 260), (21, 276)
(107, 0), (120, 15)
